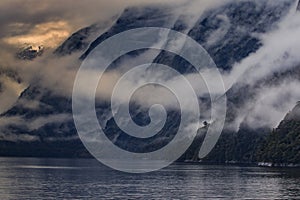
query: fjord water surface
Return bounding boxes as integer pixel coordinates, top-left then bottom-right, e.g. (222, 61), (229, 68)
(0, 157), (299, 199)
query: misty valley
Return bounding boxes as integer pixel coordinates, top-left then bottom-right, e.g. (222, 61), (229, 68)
(0, 0), (300, 199)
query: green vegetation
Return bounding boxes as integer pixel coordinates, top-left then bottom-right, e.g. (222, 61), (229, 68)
(257, 119), (300, 164)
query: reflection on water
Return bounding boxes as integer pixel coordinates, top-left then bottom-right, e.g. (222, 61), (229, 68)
(0, 157), (299, 199)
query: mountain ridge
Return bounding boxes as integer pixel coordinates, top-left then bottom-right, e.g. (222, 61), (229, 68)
(0, 0), (299, 165)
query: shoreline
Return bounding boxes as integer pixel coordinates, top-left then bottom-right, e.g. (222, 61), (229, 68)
(1, 156), (300, 169)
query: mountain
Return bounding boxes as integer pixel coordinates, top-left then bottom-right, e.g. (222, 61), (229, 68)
(54, 19), (117, 56)
(256, 103), (300, 166)
(0, 0), (299, 164)
(16, 45), (44, 60)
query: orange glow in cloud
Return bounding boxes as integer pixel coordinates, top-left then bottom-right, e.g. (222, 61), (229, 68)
(3, 21), (71, 48)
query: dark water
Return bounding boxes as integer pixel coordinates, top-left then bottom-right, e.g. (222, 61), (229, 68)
(0, 157), (300, 199)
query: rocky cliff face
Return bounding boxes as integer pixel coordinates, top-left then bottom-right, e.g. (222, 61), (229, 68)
(0, 0), (299, 162)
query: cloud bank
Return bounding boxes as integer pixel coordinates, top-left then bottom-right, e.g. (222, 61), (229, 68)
(0, 0), (300, 143)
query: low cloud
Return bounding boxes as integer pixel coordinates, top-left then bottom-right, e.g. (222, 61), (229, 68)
(0, 0), (299, 139)
(0, 132), (39, 142)
(224, 5), (300, 89)
(0, 113), (72, 131)
(0, 75), (27, 113)
(222, 4), (300, 130)
(229, 80), (300, 131)
(3, 21), (72, 49)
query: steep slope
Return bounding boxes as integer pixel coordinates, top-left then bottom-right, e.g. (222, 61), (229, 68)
(84, 0), (296, 160)
(16, 45), (44, 60)
(54, 18), (117, 56)
(257, 103), (300, 165)
(0, 5), (180, 157)
(0, 0), (299, 162)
